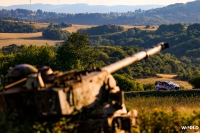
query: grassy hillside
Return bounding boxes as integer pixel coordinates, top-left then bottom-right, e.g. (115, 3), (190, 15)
(0, 23), (158, 48)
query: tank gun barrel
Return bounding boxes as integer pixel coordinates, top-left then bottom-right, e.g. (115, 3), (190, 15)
(101, 42), (169, 74)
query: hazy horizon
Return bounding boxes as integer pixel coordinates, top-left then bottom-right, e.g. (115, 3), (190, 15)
(0, 0), (195, 7)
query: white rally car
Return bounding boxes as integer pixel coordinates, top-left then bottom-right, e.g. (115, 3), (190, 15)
(155, 81), (180, 91)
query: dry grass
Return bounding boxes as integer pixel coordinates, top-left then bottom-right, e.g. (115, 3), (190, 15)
(0, 32), (63, 47)
(0, 32), (42, 39)
(62, 24), (98, 33)
(120, 25), (158, 31)
(136, 74), (193, 89)
(30, 22), (49, 28)
(157, 73), (177, 78)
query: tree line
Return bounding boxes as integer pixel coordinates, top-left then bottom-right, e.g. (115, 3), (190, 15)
(0, 20), (72, 40)
(77, 24), (124, 35)
(0, 21), (37, 33)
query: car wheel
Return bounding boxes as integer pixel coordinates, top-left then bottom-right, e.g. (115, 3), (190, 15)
(175, 87), (179, 90)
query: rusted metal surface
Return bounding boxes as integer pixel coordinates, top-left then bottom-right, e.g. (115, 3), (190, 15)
(0, 42), (169, 133)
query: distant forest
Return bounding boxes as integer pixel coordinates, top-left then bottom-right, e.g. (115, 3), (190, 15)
(1, 0), (200, 25)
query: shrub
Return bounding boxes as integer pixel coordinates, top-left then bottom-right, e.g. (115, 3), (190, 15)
(113, 74), (144, 91)
(188, 75), (200, 88)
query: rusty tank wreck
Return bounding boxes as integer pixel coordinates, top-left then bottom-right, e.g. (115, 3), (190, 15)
(0, 42), (169, 133)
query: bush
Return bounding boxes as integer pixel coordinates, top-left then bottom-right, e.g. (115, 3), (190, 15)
(113, 74), (144, 91)
(77, 24), (124, 35)
(42, 28), (70, 40)
(188, 75), (200, 88)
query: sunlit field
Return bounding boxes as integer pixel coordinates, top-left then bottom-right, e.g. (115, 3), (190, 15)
(0, 32), (63, 47)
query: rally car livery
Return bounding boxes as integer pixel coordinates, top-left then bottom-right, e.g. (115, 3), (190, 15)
(155, 81), (180, 91)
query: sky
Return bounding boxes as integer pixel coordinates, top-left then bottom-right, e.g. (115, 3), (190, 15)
(0, 0), (195, 6)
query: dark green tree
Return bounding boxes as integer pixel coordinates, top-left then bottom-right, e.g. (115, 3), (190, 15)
(42, 28), (70, 40)
(11, 45), (56, 68)
(188, 74), (200, 88)
(56, 32), (97, 70)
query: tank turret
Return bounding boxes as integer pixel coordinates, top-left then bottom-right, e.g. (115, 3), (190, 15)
(7, 64), (38, 83)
